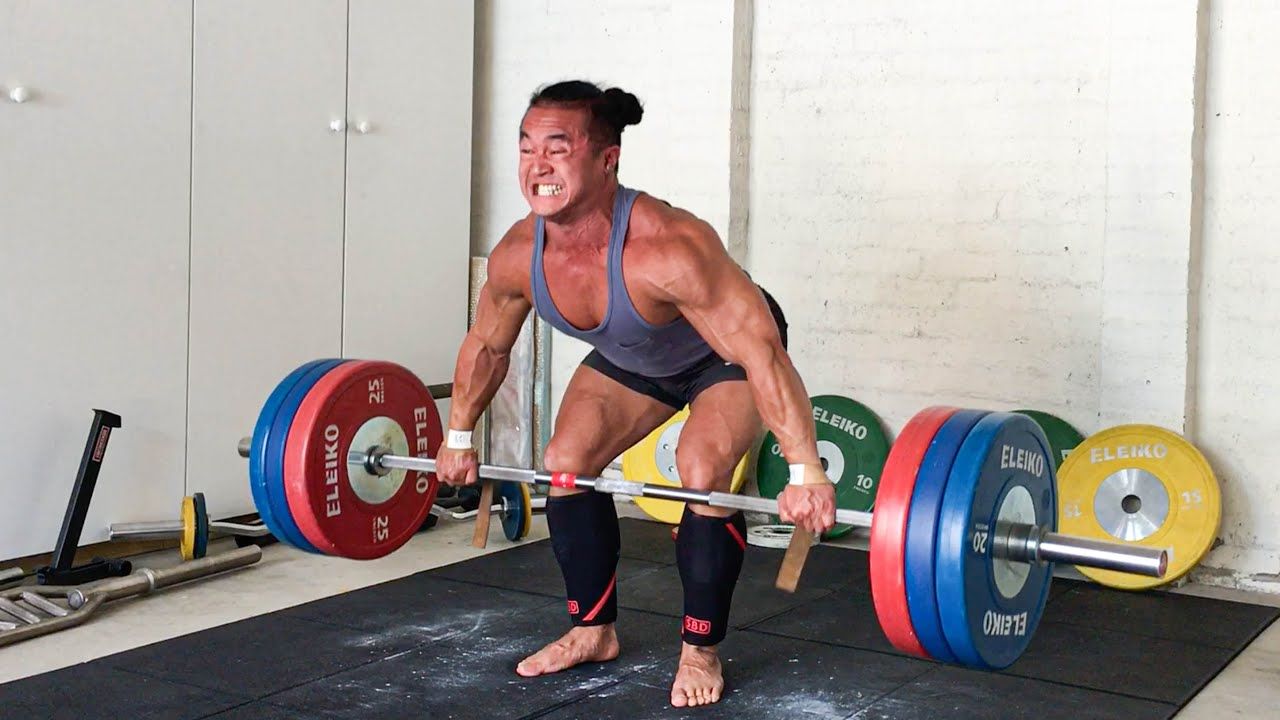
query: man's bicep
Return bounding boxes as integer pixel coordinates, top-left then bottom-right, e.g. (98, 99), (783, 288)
(468, 227), (534, 355)
(671, 263), (782, 368)
(469, 277), (531, 356)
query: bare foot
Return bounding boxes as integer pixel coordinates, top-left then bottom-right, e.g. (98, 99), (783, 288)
(515, 625), (620, 677)
(670, 642), (725, 707)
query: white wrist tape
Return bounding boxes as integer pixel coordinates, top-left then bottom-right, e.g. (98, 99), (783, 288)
(788, 463), (807, 486)
(446, 429), (473, 450)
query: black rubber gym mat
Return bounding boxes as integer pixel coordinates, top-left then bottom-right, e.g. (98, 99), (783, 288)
(257, 604), (680, 719)
(428, 538), (669, 597)
(0, 662), (251, 720)
(98, 576), (558, 700)
(1, 517), (1274, 720)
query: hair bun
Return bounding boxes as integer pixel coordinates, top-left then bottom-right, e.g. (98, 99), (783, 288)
(604, 87), (644, 127)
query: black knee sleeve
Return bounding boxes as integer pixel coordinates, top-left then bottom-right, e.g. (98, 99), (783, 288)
(676, 508), (747, 646)
(547, 491), (620, 626)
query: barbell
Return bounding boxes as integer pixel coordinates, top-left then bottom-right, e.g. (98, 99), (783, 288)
(234, 358), (1169, 670)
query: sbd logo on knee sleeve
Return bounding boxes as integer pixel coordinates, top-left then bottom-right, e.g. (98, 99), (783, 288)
(684, 615), (711, 635)
(567, 600), (580, 615)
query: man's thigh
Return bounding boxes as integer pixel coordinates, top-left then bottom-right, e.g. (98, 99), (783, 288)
(544, 362), (678, 485)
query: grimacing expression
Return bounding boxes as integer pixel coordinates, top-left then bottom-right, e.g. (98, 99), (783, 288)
(519, 105), (618, 219)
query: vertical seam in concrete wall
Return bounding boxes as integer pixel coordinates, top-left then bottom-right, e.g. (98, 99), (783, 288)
(1185, 0), (1211, 440)
(1097, 3), (1115, 425)
(728, 0), (753, 266)
(470, 0), (494, 259)
(183, 4), (196, 494)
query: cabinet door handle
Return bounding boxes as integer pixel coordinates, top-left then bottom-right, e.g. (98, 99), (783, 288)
(329, 118), (347, 133)
(354, 120), (372, 135)
(8, 86), (31, 104)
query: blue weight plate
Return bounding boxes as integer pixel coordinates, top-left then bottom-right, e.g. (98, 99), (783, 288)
(904, 409), (988, 663)
(498, 481), (526, 541)
(249, 359), (345, 552)
(935, 412), (1056, 669)
(249, 359), (333, 549)
(265, 359), (351, 553)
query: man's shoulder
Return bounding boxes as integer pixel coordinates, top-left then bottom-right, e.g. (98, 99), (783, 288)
(485, 215), (537, 292)
(631, 193), (720, 254)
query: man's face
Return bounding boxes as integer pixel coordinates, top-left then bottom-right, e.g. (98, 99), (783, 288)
(519, 105), (617, 219)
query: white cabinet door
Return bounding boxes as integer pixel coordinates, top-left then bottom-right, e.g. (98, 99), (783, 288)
(0, 1), (193, 556)
(186, 0), (348, 517)
(343, 0), (474, 390)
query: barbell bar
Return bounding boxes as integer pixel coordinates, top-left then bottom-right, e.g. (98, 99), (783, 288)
(109, 519), (270, 542)
(233, 438), (1163, 579)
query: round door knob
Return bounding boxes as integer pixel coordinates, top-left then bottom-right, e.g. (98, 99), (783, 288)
(329, 118), (346, 133)
(9, 87), (31, 103)
(354, 120), (372, 134)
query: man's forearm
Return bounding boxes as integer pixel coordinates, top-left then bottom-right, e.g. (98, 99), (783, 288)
(447, 334), (512, 431)
(747, 349), (821, 469)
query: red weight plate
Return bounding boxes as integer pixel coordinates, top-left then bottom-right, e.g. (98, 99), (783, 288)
(869, 406), (958, 658)
(284, 360), (442, 559)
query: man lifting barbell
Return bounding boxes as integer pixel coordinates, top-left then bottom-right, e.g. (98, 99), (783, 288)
(434, 80), (837, 708)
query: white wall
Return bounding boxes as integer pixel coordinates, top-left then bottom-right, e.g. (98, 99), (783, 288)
(1196, 0), (1280, 590)
(470, 1), (1279, 590)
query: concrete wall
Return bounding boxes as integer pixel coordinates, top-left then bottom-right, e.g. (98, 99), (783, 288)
(471, 0), (1279, 590)
(1195, 0), (1280, 590)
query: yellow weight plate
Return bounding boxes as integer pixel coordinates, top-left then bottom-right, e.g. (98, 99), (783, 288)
(622, 406), (749, 525)
(519, 483), (533, 539)
(179, 495), (197, 561)
(1057, 424), (1221, 590)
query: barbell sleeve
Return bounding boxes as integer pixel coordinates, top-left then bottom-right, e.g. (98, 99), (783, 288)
(347, 448), (1168, 579)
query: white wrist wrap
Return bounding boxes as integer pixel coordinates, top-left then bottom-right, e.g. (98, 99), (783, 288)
(788, 463), (807, 486)
(446, 429), (473, 450)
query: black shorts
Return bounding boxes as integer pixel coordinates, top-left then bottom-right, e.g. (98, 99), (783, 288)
(582, 286), (789, 410)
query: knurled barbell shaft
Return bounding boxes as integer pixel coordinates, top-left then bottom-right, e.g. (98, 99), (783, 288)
(347, 448), (1167, 579)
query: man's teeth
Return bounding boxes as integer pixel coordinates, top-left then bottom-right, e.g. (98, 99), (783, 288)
(535, 184), (563, 197)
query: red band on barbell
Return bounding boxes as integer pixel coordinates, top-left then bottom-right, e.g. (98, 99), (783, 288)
(551, 472), (578, 489)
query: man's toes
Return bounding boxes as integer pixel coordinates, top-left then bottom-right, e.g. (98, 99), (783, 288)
(671, 689), (689, 708)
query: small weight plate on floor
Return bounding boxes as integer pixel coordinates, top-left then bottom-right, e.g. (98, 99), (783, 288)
(1057, 424), (1220, 590)
(249, 358), (345, 552)
(623, 406), (749, 525)
(180, 495), (197, 561)
(1014, 409), (1086, 470)
(904, 409), (988, 662)
(498, 481), (530, 542)
(936, 412), (1056, 670)
(284, 360), (443, 559)
(191, 492), (210, 560)
(870, 406), (958, 658)
(519, 485), (533, 539)
(758, 395), (890, 539)
(747, 524), (799, 549)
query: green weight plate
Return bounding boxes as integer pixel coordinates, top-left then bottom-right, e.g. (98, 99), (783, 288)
(756, 395), (890, 539)
(1014, 410), (1086, 471)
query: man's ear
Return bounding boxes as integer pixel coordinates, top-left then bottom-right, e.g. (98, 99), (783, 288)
(603, 145), (621, 172)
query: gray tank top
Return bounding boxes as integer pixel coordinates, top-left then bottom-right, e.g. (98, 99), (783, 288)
(530, 186), (714, 377)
